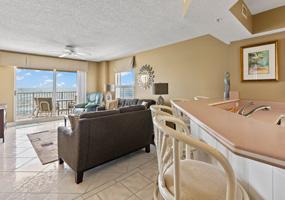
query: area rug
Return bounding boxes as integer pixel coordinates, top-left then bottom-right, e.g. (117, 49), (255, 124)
(27, 130), (58, 165)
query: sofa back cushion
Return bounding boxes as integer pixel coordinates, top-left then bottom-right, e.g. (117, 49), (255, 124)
(119, 105), (145, 113)
(80, 110), (119, 119)
(118, 99), (138, 107)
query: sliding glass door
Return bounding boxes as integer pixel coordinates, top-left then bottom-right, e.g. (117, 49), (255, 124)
(15, 68), (77, 120)
(55, 71), (77, 115)
(16, 69), (54, 120)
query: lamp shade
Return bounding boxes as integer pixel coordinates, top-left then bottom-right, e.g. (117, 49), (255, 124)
(152, 83), (168, 95)
(105, 84), (115, 92)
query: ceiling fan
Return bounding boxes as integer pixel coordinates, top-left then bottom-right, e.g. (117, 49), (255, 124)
(59, 45), (90, 58)
(182, 0), (192, 16)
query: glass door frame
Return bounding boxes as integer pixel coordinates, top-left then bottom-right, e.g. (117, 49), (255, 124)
(14, 67), (78, 123)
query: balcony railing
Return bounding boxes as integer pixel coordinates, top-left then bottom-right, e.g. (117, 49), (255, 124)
(116, 86), (134, 99)
(16, 91), (76, 119)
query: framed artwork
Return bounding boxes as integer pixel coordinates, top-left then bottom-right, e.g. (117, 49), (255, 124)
(241, 41), (278, 81)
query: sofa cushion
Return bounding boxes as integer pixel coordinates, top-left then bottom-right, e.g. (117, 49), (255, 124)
(117, 98), (125, 107)
(80, 110), (119, 119)
(118, 99), (138, 107)
(124, 99), (138, 106)
(119, 105), (145, 113)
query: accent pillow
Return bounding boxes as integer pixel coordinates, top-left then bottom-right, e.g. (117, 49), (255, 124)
(68, 114), (80, 131)
(106, 99), (118, 110)
(141, 101), (148, 108)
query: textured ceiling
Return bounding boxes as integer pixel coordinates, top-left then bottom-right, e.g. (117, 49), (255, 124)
(0, 0), (283, 61)
(244, 0), (285, 14)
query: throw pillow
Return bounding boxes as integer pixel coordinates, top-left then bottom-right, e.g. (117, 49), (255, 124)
(106, 99), (118, 110)
(141, 101), (148, 108)
(68, 114), (80, 131)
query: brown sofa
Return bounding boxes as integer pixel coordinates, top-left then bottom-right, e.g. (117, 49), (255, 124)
(96, 98), (155, 110)
(57, 101), (155, 184)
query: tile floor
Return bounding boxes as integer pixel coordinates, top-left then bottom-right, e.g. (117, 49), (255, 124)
(0, 121), (158, 200)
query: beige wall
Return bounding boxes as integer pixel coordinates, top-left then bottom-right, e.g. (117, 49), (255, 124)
(0, 53), (100, 122)
(229, 32), (285, 101)
(109, 35), (229, 101)
(253, 6), (285, 34)
(230, 0), (253, 33)
(2, 31), (285, 122)
(108, 32), (285, 102)
(0, 66), (14, 122)
(87, 62), (99, 93)
(230, 1), (285, 34)
(97, 61), (109, 92)
(0, 51), (89, 71)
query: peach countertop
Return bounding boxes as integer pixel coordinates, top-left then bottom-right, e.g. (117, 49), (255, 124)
(172, 99), (285, 169)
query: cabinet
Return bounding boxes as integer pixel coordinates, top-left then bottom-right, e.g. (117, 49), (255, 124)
(189, 118), (283, 200)
(0, 104), (7, 142)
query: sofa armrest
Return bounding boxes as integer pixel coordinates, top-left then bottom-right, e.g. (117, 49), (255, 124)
(58, 126), (73, 136)
(85, 103), (99, 109)
(74, 103), (87, 108)
(57, 126), (80, 170)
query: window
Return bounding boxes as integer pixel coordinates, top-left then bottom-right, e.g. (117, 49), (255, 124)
(115, 71), (135, 99)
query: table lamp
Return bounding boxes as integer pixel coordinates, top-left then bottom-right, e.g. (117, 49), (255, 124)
(105, 84), (115, 101)
(152, 83), (168, 105)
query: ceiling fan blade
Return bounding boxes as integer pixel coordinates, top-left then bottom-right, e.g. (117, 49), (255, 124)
(76, 52), (91, 57)
(59, 53), (69, 58)
(183, 0), (192, 17)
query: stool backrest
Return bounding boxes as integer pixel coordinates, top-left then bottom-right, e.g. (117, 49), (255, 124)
(153, 115), (237, 200)
(150, 105), (173, 117)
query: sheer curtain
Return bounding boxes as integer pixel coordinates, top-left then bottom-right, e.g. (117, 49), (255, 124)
(77, 71), (87, 104)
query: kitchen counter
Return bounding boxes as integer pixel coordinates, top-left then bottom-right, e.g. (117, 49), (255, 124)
(172, 99), (285, 199)
(172, 99), (285, 169)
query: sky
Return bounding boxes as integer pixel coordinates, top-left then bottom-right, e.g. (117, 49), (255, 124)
(16, 69), (77, 91)
(16, 69), (134, 91)
(120, 71), (135, 85)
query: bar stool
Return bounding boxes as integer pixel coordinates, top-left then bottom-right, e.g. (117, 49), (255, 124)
(152, 115), (249, 200)
(150, 105), (196, 159)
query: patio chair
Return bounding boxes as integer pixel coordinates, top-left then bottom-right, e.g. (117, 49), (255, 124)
(56, 96), (77, 115)
(34, 97), (53, 117)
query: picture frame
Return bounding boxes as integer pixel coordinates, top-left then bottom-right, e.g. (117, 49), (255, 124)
(240, 41), (279, 81)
